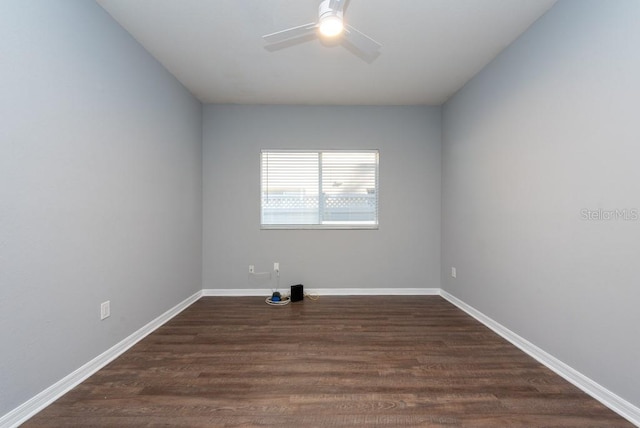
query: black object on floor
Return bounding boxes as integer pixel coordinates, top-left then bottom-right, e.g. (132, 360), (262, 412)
(290, 284), (304, 302)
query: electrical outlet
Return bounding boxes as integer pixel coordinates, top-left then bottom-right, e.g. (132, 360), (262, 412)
(249, 265), (255, 274)
(451, 267), (457, 278)
(273, 262), (279, 271)
(100, 301), (110, 320)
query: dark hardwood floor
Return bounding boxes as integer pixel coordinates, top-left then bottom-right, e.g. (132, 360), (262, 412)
(24, 296), (632, 427)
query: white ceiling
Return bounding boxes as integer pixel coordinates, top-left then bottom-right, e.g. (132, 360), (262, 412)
(96, 0), (556, 106)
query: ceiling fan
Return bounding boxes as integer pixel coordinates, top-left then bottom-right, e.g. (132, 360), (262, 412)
(263, 0), (382, 59)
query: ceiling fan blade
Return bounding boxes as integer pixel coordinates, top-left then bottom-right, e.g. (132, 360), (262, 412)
(263, 22), (318, 44)
(343, 24), (382, 57)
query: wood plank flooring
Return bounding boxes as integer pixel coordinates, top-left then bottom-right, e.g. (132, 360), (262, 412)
(24, 296), (633, 427)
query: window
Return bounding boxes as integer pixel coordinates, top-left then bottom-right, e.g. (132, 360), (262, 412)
(261, 150), (379, 229)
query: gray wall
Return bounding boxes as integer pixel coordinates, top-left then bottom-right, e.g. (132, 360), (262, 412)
(0, 0), (202, 416)
(203, 105), (441, 292)
(442, 0), (640, 407)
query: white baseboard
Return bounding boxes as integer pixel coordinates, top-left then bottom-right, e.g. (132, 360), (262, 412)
(440, 290), (640, 427)
(309, 287), (440, 295)
(0, 290), (203, 428)
(202, 287), (440, 296)
(202, 288), (271, 296)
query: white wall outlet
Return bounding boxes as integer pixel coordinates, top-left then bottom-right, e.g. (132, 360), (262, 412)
(273, 262), (279, 271)
(249, 265), (255, 274)
(100, 301), (110, 320)
(451, 267), (457, 278)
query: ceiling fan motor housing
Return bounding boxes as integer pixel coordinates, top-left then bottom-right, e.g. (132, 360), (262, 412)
(319, 0), (343, 21)
(318, 0), (344, 37)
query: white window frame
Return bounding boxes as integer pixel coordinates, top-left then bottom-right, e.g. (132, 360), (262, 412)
(260, 149), (379, 230)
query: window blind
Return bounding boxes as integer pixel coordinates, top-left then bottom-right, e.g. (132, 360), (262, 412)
(261, 150), (379, 229)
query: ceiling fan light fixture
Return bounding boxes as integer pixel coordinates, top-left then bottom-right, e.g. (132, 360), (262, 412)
(319, 15), (344, 37)
(263, 0), (381, 60)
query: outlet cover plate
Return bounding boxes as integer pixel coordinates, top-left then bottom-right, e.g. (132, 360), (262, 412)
(100, 301), (111, 320)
